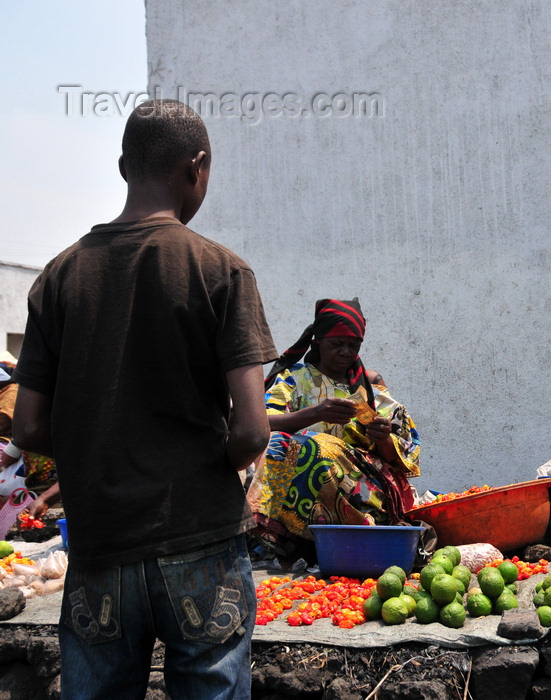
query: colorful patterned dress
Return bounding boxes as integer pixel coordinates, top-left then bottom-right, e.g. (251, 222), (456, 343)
(247, 363), (420, 559)
(0, 365), (57, 490)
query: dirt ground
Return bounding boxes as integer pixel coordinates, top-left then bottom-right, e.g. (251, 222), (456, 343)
(250, 640), (471, 699)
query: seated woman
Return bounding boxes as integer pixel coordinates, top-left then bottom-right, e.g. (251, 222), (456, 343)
(0, 360), (27, 497)
(247, 298), (420, 565)
(0, 358), (58, 502)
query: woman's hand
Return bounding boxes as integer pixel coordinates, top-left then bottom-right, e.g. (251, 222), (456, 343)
(366, 416), (401, 464)
(20, 482), (61, 521)
(313, 398), (357, 425)
(365, 416), (392, 443)
(268, 398), (356, 433)
(25, 496), (49, 520)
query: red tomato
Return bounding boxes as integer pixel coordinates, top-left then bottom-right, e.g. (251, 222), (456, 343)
(338, 619), (355, 629)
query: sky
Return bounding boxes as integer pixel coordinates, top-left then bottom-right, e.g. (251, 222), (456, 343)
(0, 1), (148, 268)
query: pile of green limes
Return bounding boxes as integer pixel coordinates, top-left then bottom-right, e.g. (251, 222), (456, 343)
(413, 546), (470, 628)
(466, 561), (519, 619)
(362, 548), (524, 630)
(532, 573), (551, 627)
(362, 565), (418, 625)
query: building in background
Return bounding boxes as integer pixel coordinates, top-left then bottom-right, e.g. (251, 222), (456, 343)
(0, 262), (41, 358)
(145, 1), (551, 493)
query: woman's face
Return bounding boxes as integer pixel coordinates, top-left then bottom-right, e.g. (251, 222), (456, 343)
(316, 336), (362, 381)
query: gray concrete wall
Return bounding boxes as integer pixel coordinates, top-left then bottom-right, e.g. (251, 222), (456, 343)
(0, 262), (41, 357)
(145, 0), (551, 493)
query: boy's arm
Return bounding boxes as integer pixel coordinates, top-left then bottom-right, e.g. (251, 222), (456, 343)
(11, 386), (53, 457)
(225, 364), (270, 471)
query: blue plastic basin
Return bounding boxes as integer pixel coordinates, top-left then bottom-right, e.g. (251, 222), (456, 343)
(57, 518), (68, 549)
(309, 524), (425, 579)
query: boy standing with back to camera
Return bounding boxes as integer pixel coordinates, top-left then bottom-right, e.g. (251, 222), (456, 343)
(11, 99), (277, 699)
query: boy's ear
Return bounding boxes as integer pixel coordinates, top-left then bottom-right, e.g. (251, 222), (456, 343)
(193, 151), (208, 170)
(191, 151), (208, 182)
(118, 156), (128, 182)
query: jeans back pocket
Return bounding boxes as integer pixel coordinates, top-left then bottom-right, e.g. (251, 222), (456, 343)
(158, 537), (254, 645)
(62, 566), (122, 645)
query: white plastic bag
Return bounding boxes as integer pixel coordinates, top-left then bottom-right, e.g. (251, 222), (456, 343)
(42, 579), (64, 595)
(0, 458), (26, 498)
(536, 459), (551, 478)
(41, 550), (68, 580)
(457, 543), (504, 572)
(11, 563), (40, 579)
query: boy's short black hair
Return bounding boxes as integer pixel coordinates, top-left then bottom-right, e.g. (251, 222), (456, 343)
(122, 99), (211, 180)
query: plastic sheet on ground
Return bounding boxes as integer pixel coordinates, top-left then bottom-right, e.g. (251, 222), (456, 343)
(2, 543), (549, 647)
(251, 568), (550, 649)
(1, 535), (65, 625)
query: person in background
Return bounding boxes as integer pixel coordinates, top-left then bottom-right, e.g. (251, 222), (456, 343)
(0, 360), (18, 457)
(0, 360), (32, 498)
(0, 358), (57, 503)
(247, 297), (420, 566)
(11, 99), (276, 700)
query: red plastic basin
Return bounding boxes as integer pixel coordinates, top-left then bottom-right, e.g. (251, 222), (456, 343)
(406, 479), (551, 553)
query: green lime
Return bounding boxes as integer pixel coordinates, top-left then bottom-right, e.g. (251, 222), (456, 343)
(403, 582), (419, 598)
(478, 568), (505, 600)
(536, 581), (544, 592)
(400, 593), (417, 617)
(541, 575), (551, 591)
(454, 579), (466, 597)
(0, 541), (14, 558)
(442, 546), (462, 567)
(538, 605), (551, 627)
(363, 593), (383, 621)
(430, 574), (458, 605)
(543, 588), (551, 607)
(497, 561), (518, 584)
(412, 589), (432, 604)
(467, 593), (493, 617)
(381, 596), (409, 625)
(376, 572), (404, 600)
(477, 566), (496, 580)
(493, 591), (518, 614)
(384, 566), (407, 585)
(506, 582), (518, 595)
(431, 554), (454, 575)
(420, 563), (445, 593)
(414, 596), (440, 624)
(467, 586), (483, 598)
(439, 600), (466, 628)
(452, 565), (472, 590)
(533, 589), (546, 607)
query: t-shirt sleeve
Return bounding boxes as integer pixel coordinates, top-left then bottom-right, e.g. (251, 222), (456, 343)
(12, 273), (59, 397)
(215, 267), (278, 373)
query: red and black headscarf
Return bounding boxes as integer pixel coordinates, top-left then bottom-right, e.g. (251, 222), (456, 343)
(265, 298), (375, 407)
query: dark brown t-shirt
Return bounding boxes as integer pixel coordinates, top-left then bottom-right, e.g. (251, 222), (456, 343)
(14, 218), (277, 568)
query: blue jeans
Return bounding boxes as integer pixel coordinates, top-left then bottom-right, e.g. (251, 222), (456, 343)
(59, 535), (256, 700)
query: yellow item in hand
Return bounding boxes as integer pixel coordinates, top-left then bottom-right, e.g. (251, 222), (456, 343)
(346, 386), (377, 424)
